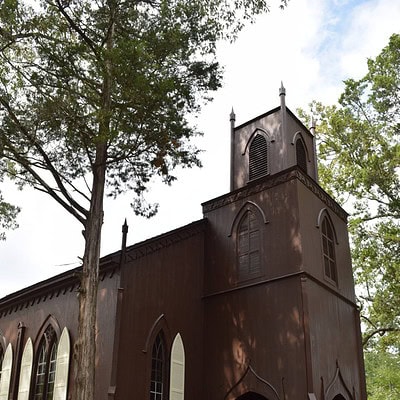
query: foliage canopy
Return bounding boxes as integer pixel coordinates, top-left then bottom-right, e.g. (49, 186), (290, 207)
(299, 33), (400, 351)
(0, 0), (288, 221)
(298, 31), (400, 398)
(364, 350), (400, 399)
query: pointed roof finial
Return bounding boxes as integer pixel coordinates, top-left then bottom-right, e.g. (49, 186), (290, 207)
(121, 219), (128, 249)
(279, 81), (286, 96)
(122, 218), (128, 234)
(120, 219), (129, 265)
(230, 107), (236, 122)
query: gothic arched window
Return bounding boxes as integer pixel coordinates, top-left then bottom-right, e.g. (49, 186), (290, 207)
(296, 138), (307, 172)
(0, 343), (13, 398)
(169, 333), (185, 400)
(150, 332), (166, 400)
(321, 216), (337, 283)
(238, 210), (261, 280)
(33, 325), (57, 400)
(249, 134), (269, 180)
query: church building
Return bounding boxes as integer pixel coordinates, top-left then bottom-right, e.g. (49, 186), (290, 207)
(0, 87), (367, 400)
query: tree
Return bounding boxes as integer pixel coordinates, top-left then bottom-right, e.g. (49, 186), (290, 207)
(0, 190), (19, 240)
(298, 32), (400, 396)
(0, 0), (288, 398)
(364, 350), (400, 399)
(0, 160), (19, 240)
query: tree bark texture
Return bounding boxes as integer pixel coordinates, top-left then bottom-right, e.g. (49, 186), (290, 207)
(74, 142), (107, 400)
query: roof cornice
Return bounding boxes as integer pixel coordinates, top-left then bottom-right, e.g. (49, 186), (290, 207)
(202, 166), (348, 222)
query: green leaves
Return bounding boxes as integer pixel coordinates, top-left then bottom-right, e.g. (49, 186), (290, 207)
(298, 33), (400, 394)
(0, 191), (19, 240)
(0, 0), (284, 223)
(0, 161), (19, 240)
(365, 351), (400, 399)
(299, 32), (400, 343)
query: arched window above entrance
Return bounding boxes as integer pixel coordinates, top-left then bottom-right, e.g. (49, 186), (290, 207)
(237, 210), (261, 280)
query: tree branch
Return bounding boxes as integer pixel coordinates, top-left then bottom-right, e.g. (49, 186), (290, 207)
(2, 140), (87, 226)
(0, 96), (89, 221)
(51, 0), (100, 57)
(362, 327), (400, 347)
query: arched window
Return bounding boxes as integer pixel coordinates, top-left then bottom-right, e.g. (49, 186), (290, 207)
(53, 327), (71, 400)
(249, 134), (269, 180)
(150, 332), (166, 400)
(0, 343), (13, 399)
(296, 138), (307, 172)
(33, 326), (57, 400)
(321, 216), (337, 283)
(18, 338), (33, 399)
(169, 333), (185, 400)
(238, 210), (261, 280)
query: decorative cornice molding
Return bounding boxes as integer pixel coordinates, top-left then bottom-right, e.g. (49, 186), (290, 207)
(0, 262), (119, 317)
(295, 169), (348, 222)
(125, 219), (206, 262)
(202, 167), (348, 223)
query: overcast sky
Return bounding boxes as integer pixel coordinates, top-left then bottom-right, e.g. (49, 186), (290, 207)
(1, 0), (399, 297)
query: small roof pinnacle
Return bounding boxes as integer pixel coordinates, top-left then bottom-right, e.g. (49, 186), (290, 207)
(122, 218), (128, 233)
(230, 107), (236, 121)
(279, 81), (286, 96)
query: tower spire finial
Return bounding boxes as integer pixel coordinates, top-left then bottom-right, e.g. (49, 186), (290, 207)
(230, 107), (236, 191)
(230, 107), (236, 122)
(279, 81), (286, 111)
(279, 81), (286, 96)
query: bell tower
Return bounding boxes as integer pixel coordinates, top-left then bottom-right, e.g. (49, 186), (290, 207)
(203, 86), (366, 400)
(230, 83), (318, 191)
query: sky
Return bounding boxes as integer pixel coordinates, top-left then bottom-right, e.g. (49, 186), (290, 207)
(1, 0), (400, 297)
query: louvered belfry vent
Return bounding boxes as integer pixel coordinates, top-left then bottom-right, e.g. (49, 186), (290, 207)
(249, 134), (269, 181)
(296, 138), (307, 172)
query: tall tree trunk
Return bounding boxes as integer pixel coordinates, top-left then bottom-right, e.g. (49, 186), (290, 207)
(73, 5), (115, 398)
(74, 142), (107, 400)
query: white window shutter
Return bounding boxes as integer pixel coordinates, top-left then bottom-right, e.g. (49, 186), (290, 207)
(0, 343), (13, 400)
(53, 327), (70, 400)
(17, 338), (33, 400)
(169, 333), (185, 400)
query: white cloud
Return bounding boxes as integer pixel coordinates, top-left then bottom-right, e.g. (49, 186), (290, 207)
(340, 0), (400, 79)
